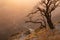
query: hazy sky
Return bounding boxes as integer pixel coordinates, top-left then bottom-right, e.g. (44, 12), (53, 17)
(0, 0), (60, 40)
(0, 0), (39, 40)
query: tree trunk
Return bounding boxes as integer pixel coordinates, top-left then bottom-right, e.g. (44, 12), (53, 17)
(46, 16), (55, 30)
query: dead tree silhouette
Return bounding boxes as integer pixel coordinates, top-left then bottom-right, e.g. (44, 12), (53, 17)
(25, 0), (60, 31)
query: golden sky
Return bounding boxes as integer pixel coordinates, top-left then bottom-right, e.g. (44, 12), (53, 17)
(0, 0), (39, 40)
(0, 0), (39, 22)
(0, 0), (59, 23)
(0, 0), (39, 26)
(0, 0), (38, 32)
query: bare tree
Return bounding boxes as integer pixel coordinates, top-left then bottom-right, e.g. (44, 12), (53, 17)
(25, 0), (60, 31)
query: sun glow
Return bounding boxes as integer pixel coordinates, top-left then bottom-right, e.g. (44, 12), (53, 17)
(0, 0), (39, 24)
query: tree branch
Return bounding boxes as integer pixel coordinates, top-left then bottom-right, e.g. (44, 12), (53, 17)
(27, 9), (39, 17)
(25, 20), (42, 23)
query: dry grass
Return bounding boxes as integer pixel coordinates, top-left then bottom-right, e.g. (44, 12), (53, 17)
(8, 28), (60, 40)
(25, 28), (60, 40)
